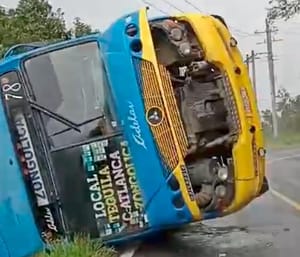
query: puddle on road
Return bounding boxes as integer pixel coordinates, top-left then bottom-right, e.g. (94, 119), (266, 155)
(136, 223), (277, 257)
(180, 223), (249, 237)
(177, 223), (274, 249)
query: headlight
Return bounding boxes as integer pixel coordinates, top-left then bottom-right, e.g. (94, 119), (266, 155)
(215, 184), (227, 198)
(179, 42), (191, 56)
(217, 166), (229, 181)
(170, 27), (183, 41)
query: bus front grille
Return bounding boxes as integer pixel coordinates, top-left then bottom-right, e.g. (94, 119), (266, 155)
(134, 58), (179, 170)
(158, 65), (189, 157)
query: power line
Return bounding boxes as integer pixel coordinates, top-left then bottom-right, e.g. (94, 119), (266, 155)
(230, 28), (255, 37)
(183, 0), (254, 37)
(161, 0), (184, 12)
(180, 0), (254, 37)
(180, 0), (253, 37)
(280, 30), (300, 36)
(182, 0), (203, 12)
(156, 0), (253, 38)
(140, 0), (169, 15)
(142, 0), (253, 42)
(230, 29), (254, 38)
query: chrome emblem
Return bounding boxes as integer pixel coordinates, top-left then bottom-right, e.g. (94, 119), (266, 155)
(146, 106), (164, 126)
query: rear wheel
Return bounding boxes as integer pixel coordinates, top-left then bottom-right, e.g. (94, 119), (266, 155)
(211, 14), (228, 28)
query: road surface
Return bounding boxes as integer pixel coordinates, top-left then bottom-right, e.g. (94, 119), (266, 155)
(121, 148), (300, 257)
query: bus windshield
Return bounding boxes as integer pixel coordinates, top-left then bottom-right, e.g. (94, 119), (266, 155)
(24, 41), (118, 149)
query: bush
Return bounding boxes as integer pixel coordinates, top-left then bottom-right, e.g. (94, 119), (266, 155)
(35, 236), (116, 257)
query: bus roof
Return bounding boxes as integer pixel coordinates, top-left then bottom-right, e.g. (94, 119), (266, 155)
(0, 33), (102, 64)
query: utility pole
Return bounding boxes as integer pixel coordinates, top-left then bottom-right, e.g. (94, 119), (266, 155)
(251, 50), (257, 97)
(255, 19), (282, 138)
(265, 18), (278, 138)
(245, 54), (250, 70)
(244, 50), (260, 99)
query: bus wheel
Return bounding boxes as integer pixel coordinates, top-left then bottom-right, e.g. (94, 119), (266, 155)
(211, 14), (228, 28)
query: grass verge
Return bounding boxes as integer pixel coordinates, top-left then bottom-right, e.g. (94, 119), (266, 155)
(35, 236), (117, 257)
(265, 133), (300, 149)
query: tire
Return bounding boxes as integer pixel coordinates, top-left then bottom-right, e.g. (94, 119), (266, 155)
(211, 14), (228, 28)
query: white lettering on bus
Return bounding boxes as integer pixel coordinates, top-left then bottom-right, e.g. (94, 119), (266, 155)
(121, 141), (143, 210)
(44, 207), (58, 232)
(99, 166), (120, 223)
(110, 150), (131, 210)
(14, 113), (49, 206)
(86, 174), (107, 219)
(127, 101), (147, 150)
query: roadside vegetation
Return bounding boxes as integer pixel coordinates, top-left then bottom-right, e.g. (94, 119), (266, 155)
(264, 132), (300, 149)
(0, 0), (97, 58)
(35, 236), (116, 257)
(262, 88), (300, 149)
(257, 0), (300, 149)
(1, 1), (113, 256)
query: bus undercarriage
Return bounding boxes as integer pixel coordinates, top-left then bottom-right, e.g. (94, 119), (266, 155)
(149, 18), (239, 212)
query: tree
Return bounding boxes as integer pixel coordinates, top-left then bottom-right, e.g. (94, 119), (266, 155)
(261, 88), (300, 135)
(14, 0), (68, 42)
(0, 0), (68, 57)
(261, 87), (300, 137)
(261, 109), (273, 134)
(268, 0), (300, 20)
(0, 0), (94, 58)
(276, 88), (293, 113)
(72, 17), (92, 38)
(262, 109), (273, 125)
(0, 6), (17, 56)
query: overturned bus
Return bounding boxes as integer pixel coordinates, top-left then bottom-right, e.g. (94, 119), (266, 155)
(0, 8), (268, 257)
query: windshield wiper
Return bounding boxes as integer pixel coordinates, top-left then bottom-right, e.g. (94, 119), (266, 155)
(28, 100), (81, 133)
(49, 114), (105, 137)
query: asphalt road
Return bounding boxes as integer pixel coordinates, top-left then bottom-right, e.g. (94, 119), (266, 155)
(125, 148), (300, 257)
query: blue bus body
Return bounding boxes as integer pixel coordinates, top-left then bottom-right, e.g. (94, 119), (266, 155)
(101, 11), (194, 228)
(0, 57), (44, 256)
(0, 11), (195, 256)
(102, 7), (268, 224)
(0, 7), (267, 257)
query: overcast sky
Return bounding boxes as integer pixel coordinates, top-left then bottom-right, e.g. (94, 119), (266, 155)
(2, 0), (300, 111)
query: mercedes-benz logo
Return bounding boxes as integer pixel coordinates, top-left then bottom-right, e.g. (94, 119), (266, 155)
(146, 106), (164, 126)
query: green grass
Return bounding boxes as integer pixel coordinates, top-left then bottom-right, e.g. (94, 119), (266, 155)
(265, 132), (300, 149)
(35, 236), (117, 257)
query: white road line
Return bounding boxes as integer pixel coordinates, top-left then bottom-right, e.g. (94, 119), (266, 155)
(267, 152), (300, 212)
(269, 188), (300, 212)
(267, 153), (300, 164)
